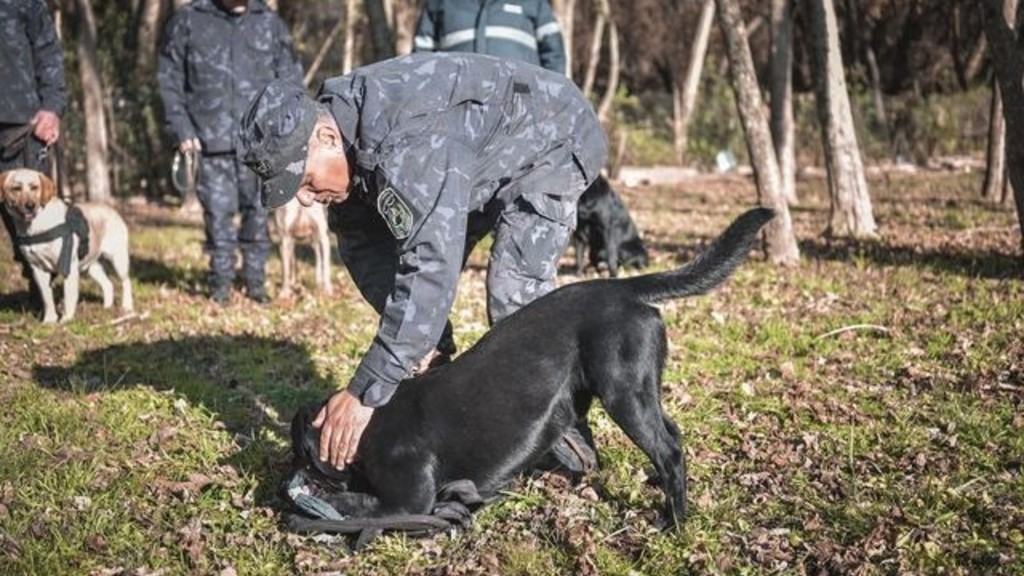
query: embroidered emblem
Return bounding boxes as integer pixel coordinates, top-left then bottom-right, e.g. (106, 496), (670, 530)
(503, 3), (524, 14)
(252, 159), (273, 179)
(377, 186), (415, 239)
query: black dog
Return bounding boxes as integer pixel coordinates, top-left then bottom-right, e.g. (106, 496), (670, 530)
(284, 208), (774, 543)
(573, 175), (649, 277)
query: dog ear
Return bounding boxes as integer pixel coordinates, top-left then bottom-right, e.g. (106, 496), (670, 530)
(39, 172), (56, 204)
(0, 171), (9, 202)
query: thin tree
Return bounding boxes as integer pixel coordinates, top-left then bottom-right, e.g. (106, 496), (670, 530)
(715, 0), (800, 265)
(769, 0), (797, 204)
(304, 16), (346, 87)
(982, 0), (1024, 256)
(581, 3), (606, 98)
(594, 0), (619, 125)
(807, 0), (877, 239)
(551, 0), (577, 77)
(982, 0), (1017, 203)
(983, 76), (1009, 202)
(364, 0), (396, 61)
(72, 0), (112, 202)
(134, 0), (163, 75)
(344, 0), (360, 73)
(673, 0), (715, 166)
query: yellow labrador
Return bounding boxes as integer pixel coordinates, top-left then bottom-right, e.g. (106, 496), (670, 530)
(0, 169), (133, 323)
(275, 197), (333, 298)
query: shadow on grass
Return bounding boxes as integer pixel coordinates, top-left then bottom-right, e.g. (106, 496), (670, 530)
(31, 334), (334, 509)
(797, 237), (1023, 279)
(642, 233), (1021, 280)
(0, 288), (36, 316)
(130, 255), (207, 294)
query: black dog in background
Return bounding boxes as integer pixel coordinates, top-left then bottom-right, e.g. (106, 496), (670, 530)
(283, 208), (774, 546)
(573, 175), (649, 277)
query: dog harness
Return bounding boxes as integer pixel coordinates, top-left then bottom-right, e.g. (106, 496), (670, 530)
(13, 204), (89, 278)
(284, 469), (489, 550)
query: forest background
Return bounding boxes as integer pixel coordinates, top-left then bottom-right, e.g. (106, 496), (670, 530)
(52, 0), (1001, 203)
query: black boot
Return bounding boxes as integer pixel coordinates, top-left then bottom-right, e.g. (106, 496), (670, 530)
(245, 270), (270, 303)
(210, 282), (231, 305)
(246, 282), (271, 304)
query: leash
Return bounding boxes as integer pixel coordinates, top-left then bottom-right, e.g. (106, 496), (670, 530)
(284, 471), (487, 549)
(171, 149), (201, 200)
(0, 123), (65, 200)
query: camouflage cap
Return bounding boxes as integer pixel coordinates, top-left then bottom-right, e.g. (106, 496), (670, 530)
(237, 79), (317, 209)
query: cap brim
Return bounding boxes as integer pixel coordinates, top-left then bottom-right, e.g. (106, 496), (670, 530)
(261, 160), (306, 210)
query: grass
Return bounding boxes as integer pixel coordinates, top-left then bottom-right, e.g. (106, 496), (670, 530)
(1, 170), (1022, 575)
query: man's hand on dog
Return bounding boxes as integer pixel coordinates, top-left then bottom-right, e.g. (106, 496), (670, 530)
(313, 390), (374, 469)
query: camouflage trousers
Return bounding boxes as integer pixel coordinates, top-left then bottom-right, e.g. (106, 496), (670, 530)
(196, 154), (271, 289)
(435, 176), (586, 355)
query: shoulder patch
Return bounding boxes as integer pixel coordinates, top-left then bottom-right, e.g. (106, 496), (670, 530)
(376, 185), (415, 239)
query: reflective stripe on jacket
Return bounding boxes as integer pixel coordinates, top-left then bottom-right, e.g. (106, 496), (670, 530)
(413, 0), (566, 75)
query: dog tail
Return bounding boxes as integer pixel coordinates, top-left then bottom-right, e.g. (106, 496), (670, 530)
(625, 207), (775, 304)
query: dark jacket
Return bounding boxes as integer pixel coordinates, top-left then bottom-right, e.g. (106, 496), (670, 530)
(321, 53), (606, 406)
(0, 0), (66, 124)
(413, 0), (566, 75)
(157, 0), (303, 154)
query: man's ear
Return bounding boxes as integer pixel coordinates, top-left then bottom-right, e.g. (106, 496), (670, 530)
(312, 121), (342, 149)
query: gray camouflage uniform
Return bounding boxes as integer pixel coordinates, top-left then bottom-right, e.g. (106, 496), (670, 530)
(322, 53), (607, 407)
(0, 0), (66, 294)
(157, 0), (303, 294)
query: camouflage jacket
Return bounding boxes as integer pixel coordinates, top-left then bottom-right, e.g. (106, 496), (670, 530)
(0, 0), (66, 125)
(157, 0), (303, 154)
(413, 0), (566, 74)
(320, 53), (606, 406)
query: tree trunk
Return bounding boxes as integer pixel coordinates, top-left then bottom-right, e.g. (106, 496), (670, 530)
(982, 0), (1024, 257)
(964, 34), (989, 86)
(581, 10), (606, 98)
(75, 0), (112, 202)
(674, 0), (715, 166)
(390, 0), (416, 55)
(364, 0), (396, 60)
(715, 0), (800, 265)
(769, 0), (797, 205)
(596, 2), (619, 125)
(807, 0), (877, 239)
(304, 16), (346, 87)
(983, 0), (1017, 203)
(134, 0), (163, 75)
(864, 44), (888, 135)
(983, 78), (1008, 201)
(344, 0), (359, 73)
(551, 0), (576, 77)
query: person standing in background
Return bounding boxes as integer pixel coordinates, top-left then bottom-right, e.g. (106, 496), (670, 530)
(413, 0), (567, 75)
(0, 0), (67, 307)
(158, 0), (304, 304)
